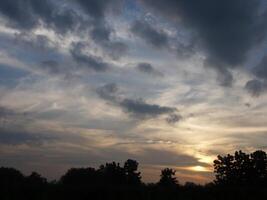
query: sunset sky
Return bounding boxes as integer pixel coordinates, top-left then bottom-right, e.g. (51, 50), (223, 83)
(1, 0), (267, 184)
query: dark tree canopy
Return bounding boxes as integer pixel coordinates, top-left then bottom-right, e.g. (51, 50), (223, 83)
(214, 150), (267, 186)
(158, 168), (178, 187)
(124, 159), (142, 185)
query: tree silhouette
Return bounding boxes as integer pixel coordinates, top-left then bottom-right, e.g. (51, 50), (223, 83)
(99, 162), (126, 185)
(124, 159), (141, 185)
(26, 172), (47, 186)
(250, 150), (267, 185)
(60, 167), (97, 186)
(2, 153), (267, 200)
(214, 150), (267, 186)
(0, 167), (25, 188)
(158, 168), (178, 187)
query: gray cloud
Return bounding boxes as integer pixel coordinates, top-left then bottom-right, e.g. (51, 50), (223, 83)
(0, 106), (29, 123)
(96, 83), (119, 102)
(0, 128), (57, 146)
(40, 60), (62, 74)
(131, 19), (195, 59)
(0, 0), (81, 33)
(76, 0), (127, 59)
(96, 83), (179, 120)
(245, 79), (267, 97)
(136, 62), (163, 77)
(131, 20), (168, 48)
(166, 114), (183, 124)
(252, 55), (267, 80)
(70, 43), (109, 72)
(140, 0), (267, 86)
(0, 0), (127, 60)
(245, 55), (267, 96)
(120, 98), (176, 117)
(138, 148), (202, 167)
(0, 106), (18, 120)
(215, 68), (234, 87)
(76, 0), (123, 20)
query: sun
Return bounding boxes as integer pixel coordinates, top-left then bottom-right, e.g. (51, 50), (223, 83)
(189, 166), (211, 172)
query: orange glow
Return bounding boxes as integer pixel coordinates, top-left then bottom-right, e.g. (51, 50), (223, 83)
(187, 166), (212, 172)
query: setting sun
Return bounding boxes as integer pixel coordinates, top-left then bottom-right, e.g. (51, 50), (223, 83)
(188, 166), (212, 172)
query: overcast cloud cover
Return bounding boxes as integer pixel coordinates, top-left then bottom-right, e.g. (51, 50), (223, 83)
(0, 0), (267, 183)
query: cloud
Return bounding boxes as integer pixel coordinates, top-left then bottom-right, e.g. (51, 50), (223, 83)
(252, 55), (267, 80)
(131, 20), (168, 48)
(0, 106), (30, 123)
(0, 106), (17, 119)
(70, 43), (109, 72)
(136, 62), (163, 77)
(166, 114), (183, 124)
(130, 19), (195, 59)
(215, 68), (234, 87)
(0, 0), (127, 59)
(76, 0), (128, 59)
(96, 83), (179, 120)
(76, 0), (123, 20)
(140, 0), (267, 85)
(137, 148), (202, 167)
(245, 55), (267, 96)
(0, 128), (57, 145)
(0, 0), (81, 33)
(40, 60), (62, 74)
(96, 83), (119, 102)
(120, 98), (176, 117)
(245, 79), (267, 97)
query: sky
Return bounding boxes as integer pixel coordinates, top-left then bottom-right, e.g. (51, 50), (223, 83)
(0, 0), (267, 184)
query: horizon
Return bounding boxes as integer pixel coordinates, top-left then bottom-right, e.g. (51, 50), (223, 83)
(1, 0), (267, 184)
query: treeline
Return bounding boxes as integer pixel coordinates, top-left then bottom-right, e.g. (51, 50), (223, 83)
(1, 150), (267, 200)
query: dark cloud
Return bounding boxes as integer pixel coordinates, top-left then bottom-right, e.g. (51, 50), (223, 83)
(131, 20), (168, 48)
(76, 0), (127, 59)
(140, 0), (267, 85)
(0, 0), (80, 33)
(13, 32), (54, 52)
(245, 79), (267, 97)
(76, 0), (123, 20)
(138, 148), (202, 167)
(0, 0), (127, 64)
(91, 24), (111, 42)
(0, 128), (56, 146)
(0, 106), (29, 123)
(96, 83), (119, 102)
(166, 114), (182, 124)
(120, 98), (176, 117)
(245, 55), (267, 96)
(0, 106), (17, 119)
(0, 0), (127, 58)
(70, 43), (109, 72)
(96, 83), (180, 120)
(215, 68), (233, 87)
(131, 19), (195, 58)
(40, 60), (62, 74)
(252, 55), (267, 80)
(136, 62), (163, 76)
(104, 41), (128, 60)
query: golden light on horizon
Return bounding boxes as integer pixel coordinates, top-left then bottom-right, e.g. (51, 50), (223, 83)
(196, 154), (215, 165)
(187, 166), (212, 172)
